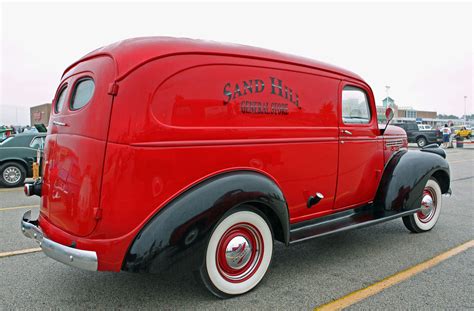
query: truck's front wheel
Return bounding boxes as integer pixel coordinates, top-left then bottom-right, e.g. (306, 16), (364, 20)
(199, 207), (274, 298)
(403, 178), (442, 233)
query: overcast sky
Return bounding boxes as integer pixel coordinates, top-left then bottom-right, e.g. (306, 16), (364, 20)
(1, 1), (472, 125)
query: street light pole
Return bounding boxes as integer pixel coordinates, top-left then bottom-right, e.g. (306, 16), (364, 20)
(385, 85), (390, 107)
(464, 96), (468, 124)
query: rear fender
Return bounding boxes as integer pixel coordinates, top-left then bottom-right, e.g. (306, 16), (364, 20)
(122, 171), (289, 273)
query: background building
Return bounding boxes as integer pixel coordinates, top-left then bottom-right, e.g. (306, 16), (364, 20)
(377, 97), (470, 129)
(30, 103), (51, 126)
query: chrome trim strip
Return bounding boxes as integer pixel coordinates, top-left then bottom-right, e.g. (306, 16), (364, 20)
(53, 121), (67, 126)
(21, 210), (98, 271)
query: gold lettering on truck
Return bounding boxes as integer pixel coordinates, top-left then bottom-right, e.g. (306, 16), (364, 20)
(223, 77), (301, 114)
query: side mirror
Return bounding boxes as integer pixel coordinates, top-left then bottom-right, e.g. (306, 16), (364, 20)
(381, 107), (394, 135)
(385, 107), (394, 122)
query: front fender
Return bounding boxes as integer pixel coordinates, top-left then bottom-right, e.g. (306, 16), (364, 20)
(374, 149), (450, 214)
(122, 171), (288, 273)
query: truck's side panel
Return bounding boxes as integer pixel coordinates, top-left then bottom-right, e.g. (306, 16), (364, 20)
(97, 55), (342, 240)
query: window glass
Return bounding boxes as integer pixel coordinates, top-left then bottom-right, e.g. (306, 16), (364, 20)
(342, 86), (371, 124)
(71, 78), (95, 110)
(55, 86), (68, 113)
(407, 124), (418, 131)
(0, 137), (14, 145)
(30, 137), (45, 149)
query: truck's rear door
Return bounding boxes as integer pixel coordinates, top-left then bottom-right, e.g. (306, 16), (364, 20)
(41, 56), (115, 237)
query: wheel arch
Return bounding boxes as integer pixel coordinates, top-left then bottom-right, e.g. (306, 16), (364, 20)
(243, 200), (286, 244)
(431, 169), (450, 194)
(374, 149), (450, 214)
(122, 170), (289, 274)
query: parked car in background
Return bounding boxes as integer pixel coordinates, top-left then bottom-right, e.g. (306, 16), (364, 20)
(393, 122), (442, 147)
(0, 133), (46, 187)
(417, 124), (432, 131)
(452, 126), (472, 139)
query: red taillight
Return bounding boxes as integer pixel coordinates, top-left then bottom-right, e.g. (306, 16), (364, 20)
(24, 182), (41, 197)
(24, 184), (31, 196)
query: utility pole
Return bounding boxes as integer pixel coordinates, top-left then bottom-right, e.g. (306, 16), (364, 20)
(464, 96), (468, 124)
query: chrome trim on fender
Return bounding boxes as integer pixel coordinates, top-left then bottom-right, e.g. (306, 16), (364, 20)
(21, 210), (98, 271)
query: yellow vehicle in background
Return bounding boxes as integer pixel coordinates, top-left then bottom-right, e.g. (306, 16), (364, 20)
(453, 126), (472, 139)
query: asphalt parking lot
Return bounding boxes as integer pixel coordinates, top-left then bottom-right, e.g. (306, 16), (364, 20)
(1, 147), (473, 310)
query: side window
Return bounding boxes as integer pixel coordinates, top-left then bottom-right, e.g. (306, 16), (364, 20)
(54, 86), (68, 113)
(71, 78), (95, 110)
(342, 86), (371, 124)
(30, 137), (45, 150)
(408, 124), (418, 131)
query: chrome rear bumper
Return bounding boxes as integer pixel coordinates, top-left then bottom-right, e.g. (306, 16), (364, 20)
(21, 210), (98, 271)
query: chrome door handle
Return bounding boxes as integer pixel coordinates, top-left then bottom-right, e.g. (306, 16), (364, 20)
(53, 121), (67, 126)
(341, 130), (352, 135)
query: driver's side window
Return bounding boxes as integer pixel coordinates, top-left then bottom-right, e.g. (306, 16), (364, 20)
(342, 86), (371, 124)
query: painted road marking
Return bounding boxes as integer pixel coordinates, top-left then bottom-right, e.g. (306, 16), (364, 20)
(315, 239), (474, 311)
(452, 176), (474, 182)
(449, 159), (474, 164)
(0, 205), (39, 212)
(0, 187), (23, 192)
(0, 248), (42, 258)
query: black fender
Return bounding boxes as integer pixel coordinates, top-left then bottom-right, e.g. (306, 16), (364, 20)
(374, 148), (450, 214)
(122, 171), (289, 273)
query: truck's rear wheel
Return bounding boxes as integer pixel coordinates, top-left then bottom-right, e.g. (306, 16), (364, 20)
(199, 207), (273, 298)
(403, 178), (442, 233)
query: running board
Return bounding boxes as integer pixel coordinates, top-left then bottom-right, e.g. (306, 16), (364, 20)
(289, 205), (420, 244)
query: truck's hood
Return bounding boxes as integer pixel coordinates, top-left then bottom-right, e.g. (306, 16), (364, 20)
(384, 124), (406, 137)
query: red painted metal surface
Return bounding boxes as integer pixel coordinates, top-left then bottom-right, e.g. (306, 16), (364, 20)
(41, 56), (115, 237)
(38, 37), (406, 271)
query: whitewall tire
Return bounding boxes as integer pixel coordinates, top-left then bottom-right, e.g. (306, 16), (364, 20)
(199, 207), (273, 298)
(403, 178), (442, 233)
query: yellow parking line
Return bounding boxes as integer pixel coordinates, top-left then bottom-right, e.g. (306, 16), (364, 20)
(0, 187), (23, 192)
(315, 239), (474, 311)
(0, 248), (42, 258)
(0, 205), (39, 212)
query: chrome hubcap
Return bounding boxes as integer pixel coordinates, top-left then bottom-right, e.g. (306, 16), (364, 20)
(216, 223), (264, 282)
(3, 166), (21, 184)
(225, 236), (252, 269)
(418, 187), (437, 223)
(420, 194), (434, 216)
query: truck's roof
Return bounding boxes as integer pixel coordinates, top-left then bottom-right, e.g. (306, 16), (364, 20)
(65, 37), (365, 83)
